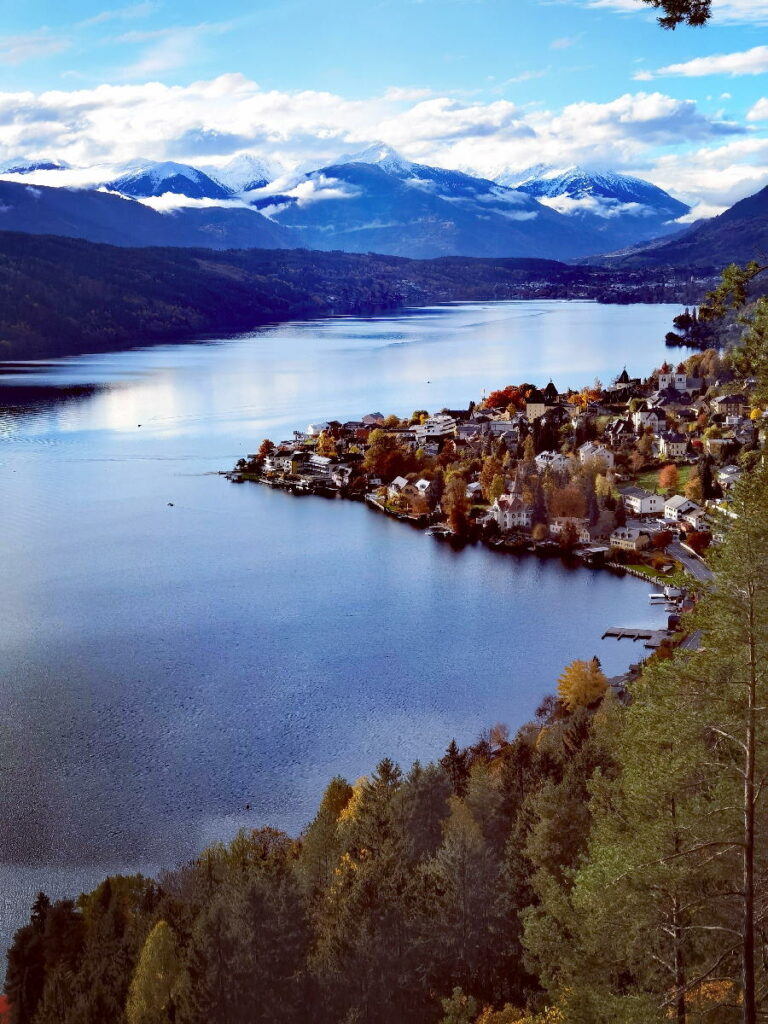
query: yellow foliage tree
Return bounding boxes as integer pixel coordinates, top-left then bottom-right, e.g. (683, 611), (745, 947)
(125, 920), (182, 1024)
(556, 657), (608, 711)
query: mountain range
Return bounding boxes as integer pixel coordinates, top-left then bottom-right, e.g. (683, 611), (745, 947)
(0, 147), (692, 261)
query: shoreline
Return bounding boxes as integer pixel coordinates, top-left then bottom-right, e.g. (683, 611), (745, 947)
(224, 470), (678, 587)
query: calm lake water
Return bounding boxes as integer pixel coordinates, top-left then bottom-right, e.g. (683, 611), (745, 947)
(0, 300), (678, 947)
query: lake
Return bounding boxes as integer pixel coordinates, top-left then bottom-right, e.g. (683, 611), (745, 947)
(0, 299), (678, 948)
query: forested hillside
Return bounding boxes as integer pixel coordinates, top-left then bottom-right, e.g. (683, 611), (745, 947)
(0, 232), (703, 360)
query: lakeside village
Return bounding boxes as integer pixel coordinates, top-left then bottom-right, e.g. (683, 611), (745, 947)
(230, 348), (761, 657)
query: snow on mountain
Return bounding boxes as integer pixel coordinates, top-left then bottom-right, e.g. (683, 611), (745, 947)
(341, 142), (414, 176)
(508, 165), (688, 217)
(105, 161), (233, 200)
(246, 152), (602, 260)
(492, 164), (690, 249)
(205, 153), (281, 193)
(0, 158), (70, 174)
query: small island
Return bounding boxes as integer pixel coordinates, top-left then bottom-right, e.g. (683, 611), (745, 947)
(230, 347), (759, 589)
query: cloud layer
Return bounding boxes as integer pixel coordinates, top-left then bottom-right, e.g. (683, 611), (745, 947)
(0, 73), (760, 217)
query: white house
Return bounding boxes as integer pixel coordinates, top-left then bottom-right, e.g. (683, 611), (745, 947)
(535, 450), (571, 474)
(632, 407), (666, 433)
(306, 422), (331, 436)
(610, 526), (652, 552)
(550, 517), (591, 544)
(413, 414), (456, 445)
(487, 495), (533, 531)
(664, 494), (702, 521)
(578, 441), (614, 470)
(619, 486), (664, 516)
(388, 476), (410, 498)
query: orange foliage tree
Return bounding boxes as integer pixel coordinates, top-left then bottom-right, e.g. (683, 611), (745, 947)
(557, 657), (608, 711)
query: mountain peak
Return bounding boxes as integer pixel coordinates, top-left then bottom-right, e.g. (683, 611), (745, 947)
(106, 161), (233, 201)
(340, 143), (413, 175)
(207, 153), (281, 193)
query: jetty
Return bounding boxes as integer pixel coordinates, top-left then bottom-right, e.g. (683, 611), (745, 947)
(602, 626), (669, 649)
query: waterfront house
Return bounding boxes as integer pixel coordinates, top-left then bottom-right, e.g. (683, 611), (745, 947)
(550, 517), (591, 544)
(610, 526), (652, 552)
(619, 486), (664, 517)
(388, 476), (410, 498)
(330, 465), (354, 488)
(487, 494), (533, 531)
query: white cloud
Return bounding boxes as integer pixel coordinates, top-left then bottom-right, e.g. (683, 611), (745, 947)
(550, 34), (581, 49)
(0, 30), (70, 66)
(0, 75), (754, 216)
(538, 193), (650, 218)
(79, 3), (156, 27)
(748, 98), (768, 121)
(118, 23), (235, 79)
(382, 87), (433, 102)
(639, 45), (768, 80)
(504, 69), (549, 83)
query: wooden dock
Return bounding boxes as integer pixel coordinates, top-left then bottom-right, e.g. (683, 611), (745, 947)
(602, 627), (669, 648)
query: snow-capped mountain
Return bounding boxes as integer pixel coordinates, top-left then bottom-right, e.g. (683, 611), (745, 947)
(205, 153), (281, 194)
(341, 142), (414, 176)
(500, 165), (690, 250)
(246, 146), (609, 260)
(105, 161), (233, 200)
(0, 158), (70, 174)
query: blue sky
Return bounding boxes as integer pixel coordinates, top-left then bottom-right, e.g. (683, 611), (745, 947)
(2, 0), (768, 214)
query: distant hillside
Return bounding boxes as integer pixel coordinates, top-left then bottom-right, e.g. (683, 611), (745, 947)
(0, 179), (295, 250)
(609, 183), (768, 268)
(0, 232), (698, 360)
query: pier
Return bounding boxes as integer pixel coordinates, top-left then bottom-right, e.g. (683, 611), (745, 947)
(602, 627), (669, 649)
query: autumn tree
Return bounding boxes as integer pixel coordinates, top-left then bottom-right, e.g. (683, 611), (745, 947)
(550, 485), (586, 520)
(125, 921), (182, 1024)
(316, 432), (338, 457)
(480, 457), (504, 502)
(557, 659), (607, 712)
(658, 464), (679, 494)
(444, 475), (470, 535)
